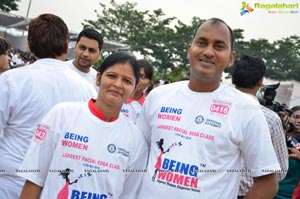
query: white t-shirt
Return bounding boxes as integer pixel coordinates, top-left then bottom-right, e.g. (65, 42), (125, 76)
(0, 59), (97, 198)
(66, 59), (98, 91)
(19, 101), (148, 199)
(121, 95), (145, 124)
(136, 81), (280, 199)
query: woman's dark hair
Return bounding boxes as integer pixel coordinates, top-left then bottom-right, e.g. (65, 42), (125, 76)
(98, 52), (140, 85)
(137, 59), (153, 80)
(59, 168), (71, 179)
(0, 37), (10, 55)
(291, 106), (300, 112)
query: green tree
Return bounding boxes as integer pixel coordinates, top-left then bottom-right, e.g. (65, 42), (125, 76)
(83, 0), (177, 77)
(166, 17), (205, 81)
(267, 36), (300, 81)
(0, 0), (20, 12)
(84, 0), (300, 82)
(232, 34), (300, 81)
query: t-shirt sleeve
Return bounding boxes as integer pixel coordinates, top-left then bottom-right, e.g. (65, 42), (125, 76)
(136, 95), (152, 148)
(241, 111), (281, 177)
(18, 105), (63, 187)
(120, 128), (149, 199)
(268, 114), (288, 180)
(0, 75), (16, 130)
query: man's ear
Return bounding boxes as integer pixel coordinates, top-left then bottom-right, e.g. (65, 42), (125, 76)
(96, 72), (101, 86)
(64, 39), (69, 54)
(226, 51), (236, 69)
(187, 44), (191, 60)
(27, 40), (34, 54)
(257, 77), (263, 87)
(27, 41), (37, 59)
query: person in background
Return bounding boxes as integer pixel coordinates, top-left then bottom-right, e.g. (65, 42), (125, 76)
(11, 49), (24, 67)
(0, 13), (96, 198)
(275, 105), (300, 199)
(231, 55), (288, 199)
(152, 80), (160, 89)
(136, 17), (280, 199)
(145, 82), (154, 97)
(19, 52), (147, 199)
(122, 59), (153, 123)
(66, 28), (103, 91)
(0, 37), (10, 137)
(0, 37), (11, 74)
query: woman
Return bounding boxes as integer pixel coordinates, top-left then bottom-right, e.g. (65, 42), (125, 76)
(19, 52), (148, 199)
(152, 138), (169, 181)
(57, 168), (78, 199)
(121, 59), (153, 123)
(274, 105), (300, 199)
(0, 37), (11, 75)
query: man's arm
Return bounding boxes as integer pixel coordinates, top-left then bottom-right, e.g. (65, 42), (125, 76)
(244, 173), (278, 199)
(19, 180), (42, 199)
(269, 114), (289, 180)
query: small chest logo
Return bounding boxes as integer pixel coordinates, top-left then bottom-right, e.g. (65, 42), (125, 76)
(107, 144), (116, 153)
(195, 115), (204, 124)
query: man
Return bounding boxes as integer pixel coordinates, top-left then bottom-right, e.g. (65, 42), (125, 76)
(66, 28), (103, 90)
(122, 59), (153, 123)
(136, 18), (280, 198)
(0, 14), (96, 198)
(231, 55), (288, 199)
(0, 37), (11, 74)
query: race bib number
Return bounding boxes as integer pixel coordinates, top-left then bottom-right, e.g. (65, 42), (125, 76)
(210, 104), (229, 115)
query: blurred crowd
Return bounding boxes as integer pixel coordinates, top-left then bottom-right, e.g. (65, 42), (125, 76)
(8, 49), (36, 68)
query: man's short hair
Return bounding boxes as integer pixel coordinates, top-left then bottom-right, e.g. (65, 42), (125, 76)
(28, 13), (69, 59)
(77, 28), (104, 51)
(192, 18), (235, 51)
(232, 55), (266, 88)
(0, 37), (10, 55)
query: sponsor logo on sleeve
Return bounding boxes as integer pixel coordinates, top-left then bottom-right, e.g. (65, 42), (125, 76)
(34, 124), (50, 143)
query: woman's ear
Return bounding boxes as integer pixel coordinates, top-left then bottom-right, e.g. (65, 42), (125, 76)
(96, 72), (101, 86)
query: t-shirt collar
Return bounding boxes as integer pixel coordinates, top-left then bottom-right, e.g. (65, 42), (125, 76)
(88, 99), (118, 122)
(125, 94), (145, 105)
